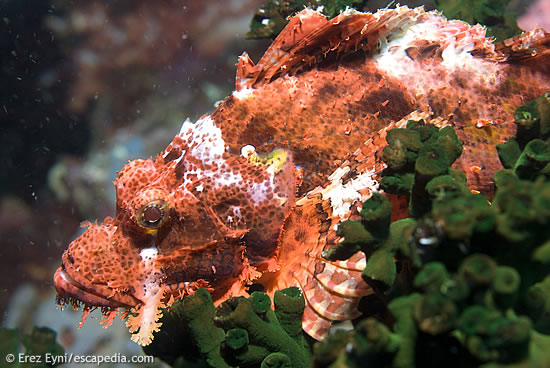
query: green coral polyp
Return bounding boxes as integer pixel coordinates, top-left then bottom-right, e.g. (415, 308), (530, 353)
(413, 293), (458, 335)
(380, 120), (464, 218)
(328, 220), (375, 260)
(250, 291), (271, 315)
(513, 139), (550, 180)
(490, 266), (520, 310)
(379, 172), (414, 195)
(415, 145), (450, 178)
(513, 93), (550, 144)
(433, 194), (496, 240)
(382, 128), (422, 170)
(360, 192), (392, 238)
(493, 169), (518, 189)
(459, 254), (497, 287)
(496, 137), (521, 169)
(532, 240), (550, 264)
(225, 328), (249, 352)
(260, 352), (292, 368)
(382, 138), (411, 170)
(425, 174), (470, 201)
(413, 262), (450, 294)
(493, 178), (550, 243)
(362, 246), (398, 288)
(273, 287), (308, 342)
(524, 276), (550, 334)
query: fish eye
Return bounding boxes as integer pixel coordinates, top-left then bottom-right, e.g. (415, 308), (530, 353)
(137, 199), (169, 229)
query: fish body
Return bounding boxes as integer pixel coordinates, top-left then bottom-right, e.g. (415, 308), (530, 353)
(54, 6), (550, 345)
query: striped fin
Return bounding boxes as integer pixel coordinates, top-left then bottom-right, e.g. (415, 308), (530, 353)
(312, 259), (370, 297)
(301, 274), (364, 321)
(302, 304), (332, 341)
(294, 215), (372, 339)
(330, 252), (367, 272)
(266, 112), (435, 340)
(268, 193), (372, 340)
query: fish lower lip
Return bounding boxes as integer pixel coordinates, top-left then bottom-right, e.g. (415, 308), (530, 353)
(54, 266), (136, 308)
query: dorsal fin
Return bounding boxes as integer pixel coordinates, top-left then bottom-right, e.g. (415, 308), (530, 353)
(236, 8), (327, 91)
(235, 5), (533, 91)
(494, 28), (550, 73)
(236, 6), (428, 90)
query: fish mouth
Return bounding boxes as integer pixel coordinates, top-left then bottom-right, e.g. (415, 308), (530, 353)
(54, 265), (139, 309)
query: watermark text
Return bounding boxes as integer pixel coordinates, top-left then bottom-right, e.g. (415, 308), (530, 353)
(5, 353), (154, 365)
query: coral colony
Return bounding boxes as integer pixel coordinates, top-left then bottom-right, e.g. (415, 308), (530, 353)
(52, 2), (549, 367)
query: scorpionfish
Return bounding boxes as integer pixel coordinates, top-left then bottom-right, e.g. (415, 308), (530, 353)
(54, 6), (550, 345)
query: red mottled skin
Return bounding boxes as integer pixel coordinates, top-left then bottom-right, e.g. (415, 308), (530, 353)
(54, 6), (550, 345)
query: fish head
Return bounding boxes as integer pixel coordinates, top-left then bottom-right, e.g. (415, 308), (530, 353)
(54, 116), (297, 316)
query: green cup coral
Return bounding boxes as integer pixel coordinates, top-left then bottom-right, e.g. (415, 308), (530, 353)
(144, 287), (311, 368)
